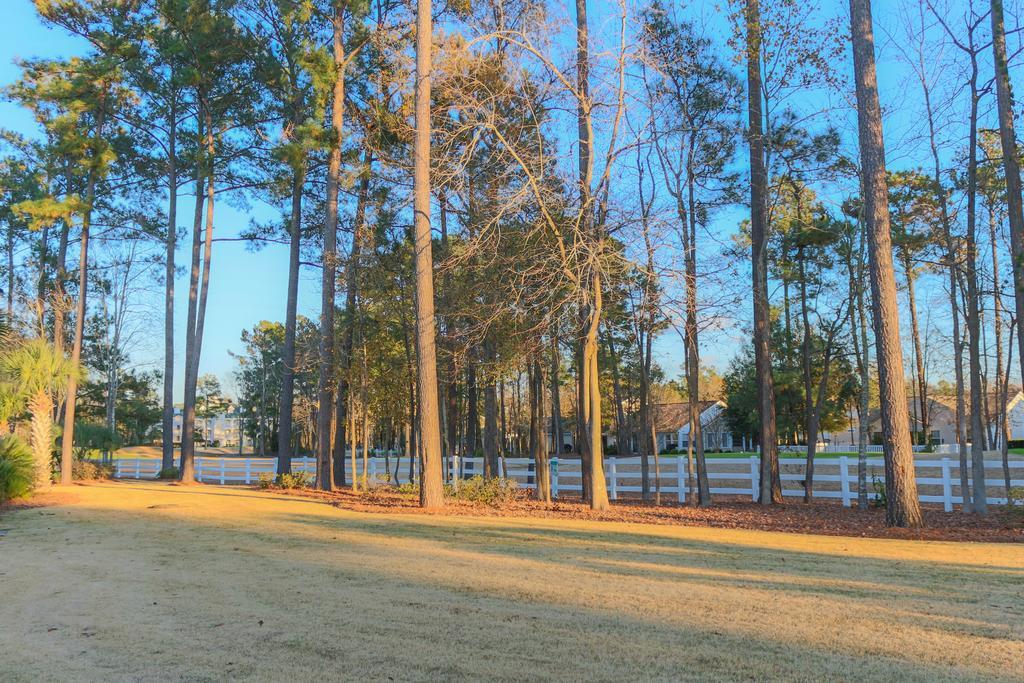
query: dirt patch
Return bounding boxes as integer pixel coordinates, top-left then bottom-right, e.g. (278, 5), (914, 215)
(260, 485), (1024, 543)
(0, 489), (79, 513)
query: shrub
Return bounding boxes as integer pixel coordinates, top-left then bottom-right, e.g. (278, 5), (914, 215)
(1006, 486), (1024, 519)
(71, 459), (114, 481)
(870, 474), (887, 508)
(157, 466), (180, 480)
(72, 423), (121, 460)
(256, 472), (274, 489)
(0, 435), (34, 502)
(276, 471), (312, 489)
(395, 481), (419, 496)
(446, 475), (520, 508)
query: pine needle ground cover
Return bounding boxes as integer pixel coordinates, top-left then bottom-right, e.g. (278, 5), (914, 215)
(1, 481), (1021, 682)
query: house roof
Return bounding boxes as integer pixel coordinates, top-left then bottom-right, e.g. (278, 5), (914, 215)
(651, 401), (721, 433)
(865, 389), (1023, 428)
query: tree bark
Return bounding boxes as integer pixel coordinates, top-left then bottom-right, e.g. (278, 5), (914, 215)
(180, 105), (216, 484)
(849, 0), (922, 527)
(60, 102), (105, 486)
(530, 357), (550, 502)
(277, 127), (304, 475)
(413, 0), (444, 507)
(963, 48), (987, 513)
(990, 0), (1024, 404)
(744, 0), (782, 504)
(162, 95), (177, 473)
(483, 340), (500, 478)
(335, 147), (372, 486)
(900, 249), (929, 447)
(574, 0), (609, 511)
(550, 334), (562, 465)
(317, 5), (345, 491)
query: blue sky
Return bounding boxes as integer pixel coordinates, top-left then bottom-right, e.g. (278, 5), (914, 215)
(0, 3), (317, 400)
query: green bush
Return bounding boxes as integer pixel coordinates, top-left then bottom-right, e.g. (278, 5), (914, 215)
(0, 436), (34, 502)
(157, 466), (180, 480)
(395, 481), (419, 496)
(870, 474), (887, 508)
(256, 472), (274, 489)
(446, 475), (520, 508)
(72, 423), (121, 459)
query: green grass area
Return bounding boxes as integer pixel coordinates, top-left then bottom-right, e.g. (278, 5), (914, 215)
(1, 481), (1021, 681)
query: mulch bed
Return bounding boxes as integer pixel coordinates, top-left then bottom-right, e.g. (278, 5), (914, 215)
(264, 486), (1024, 544)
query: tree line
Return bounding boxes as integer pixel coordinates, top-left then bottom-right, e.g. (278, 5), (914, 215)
(1, 0), (1022, 527)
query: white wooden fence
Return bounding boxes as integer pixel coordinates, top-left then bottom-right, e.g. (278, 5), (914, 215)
(112, 452), (1023, 512)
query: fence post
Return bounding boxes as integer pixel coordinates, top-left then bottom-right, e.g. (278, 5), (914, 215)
(219, 458), (226, 485)
(135, 459), (141, 479)
(608, 459), (617, 500)
(677, 457), (686, 503)
(750, 456), (760, 502)
(245, 458), (252, 484)
(370, 457), (377, 487)
(941, 457), (953, 512)
(839, 456), (851, 507)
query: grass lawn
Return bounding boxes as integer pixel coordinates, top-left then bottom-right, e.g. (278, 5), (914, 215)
(1, 482), (1022, 682)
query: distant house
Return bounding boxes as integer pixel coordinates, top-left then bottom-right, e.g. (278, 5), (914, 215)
(827, 390), (1024, 448)
(172, 406), (244, 447)
(673, 400), (735, 452)
(601, 400), (735, 454)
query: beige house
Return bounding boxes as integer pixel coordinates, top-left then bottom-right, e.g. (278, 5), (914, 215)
(603, 401), (735, 454)
(826, 390), (1024, 448)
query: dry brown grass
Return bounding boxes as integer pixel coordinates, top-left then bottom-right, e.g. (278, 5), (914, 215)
(1, 481), (1021, 682)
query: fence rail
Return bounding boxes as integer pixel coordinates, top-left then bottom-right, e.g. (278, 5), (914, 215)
(111, 452), (1023, 512)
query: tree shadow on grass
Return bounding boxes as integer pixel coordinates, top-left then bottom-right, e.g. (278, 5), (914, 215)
(7, 494), (1023, 682)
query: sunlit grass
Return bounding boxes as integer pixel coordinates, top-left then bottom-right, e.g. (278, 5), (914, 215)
(1, 481), (1021, 681)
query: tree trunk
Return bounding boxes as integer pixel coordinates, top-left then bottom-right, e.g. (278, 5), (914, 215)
(550, 334), (562, 465)
(849, 0), (922, 527)
(60, 103), (105, 486)
(575, 0), (609, 511)
(901, 249), (929, 447)
(685, 175), (710, 504)
(483, 342), (500, 478)
(963, 51), (987, 513)
(277, 139), (304, 475)
(530, 357), (551, 502)
(30, 391), (54, 488)
(603, 330), (629, 460)
(990, 0), (1024, 403)
(846, 217), (871, 508)
(744, 0), (781, 504)
(162, 97), (177, 473)
(317, 6), (345, 491)
(798, 246), (816, 500)
(179, 105), (208, 483)
(413, 0), (444, 507)
(53, 163), (72, 355)
(335, 147), (373, 486)
(916, 30), (969, 508)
